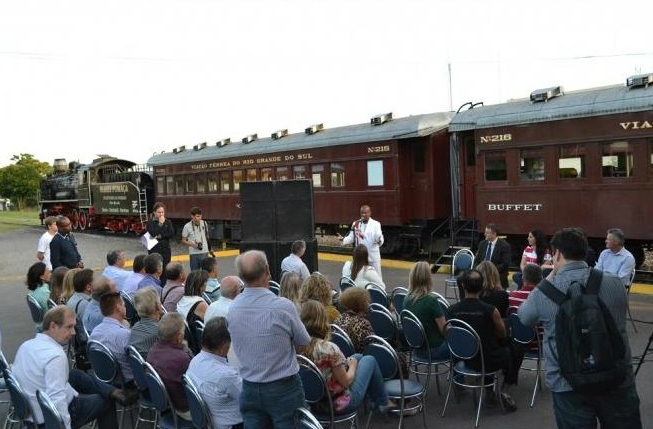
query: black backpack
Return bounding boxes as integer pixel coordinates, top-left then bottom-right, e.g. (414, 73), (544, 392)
(539, 268), (628, 393)
(73, 299), (92, 371)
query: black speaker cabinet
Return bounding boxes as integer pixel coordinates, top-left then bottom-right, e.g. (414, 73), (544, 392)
(240, 181), (275, 241)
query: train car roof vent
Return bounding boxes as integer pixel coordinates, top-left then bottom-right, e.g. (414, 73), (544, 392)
(530, 86), (564, 103)
(217, 138), (231, 147)
(626, 73), (653, 89)
(193, 142), (207, 151)
(242, 134), (258, 144)
(271, 129), (289, 140)
(371, 112), (392, 125)
(172, 145), (186, 154)
(305, 123), (324, 135)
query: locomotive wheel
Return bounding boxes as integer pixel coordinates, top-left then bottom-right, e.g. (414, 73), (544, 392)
(71, 209), (80, 230)
(79, 211), (87, 231)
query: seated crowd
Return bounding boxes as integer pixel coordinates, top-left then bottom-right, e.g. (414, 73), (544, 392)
(16, 239), (536, 429)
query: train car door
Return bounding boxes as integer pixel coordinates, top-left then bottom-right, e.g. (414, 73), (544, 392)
(460, 133), (477, 218)
(398, 139), (429, 222)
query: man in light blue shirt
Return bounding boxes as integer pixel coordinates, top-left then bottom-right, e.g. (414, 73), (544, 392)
(280, 240), (310, 282)
(101, 249), (131, 292)
(227, 250), (310, 429)
(83, 276), (116, 335)
(595, 228), (636, 286)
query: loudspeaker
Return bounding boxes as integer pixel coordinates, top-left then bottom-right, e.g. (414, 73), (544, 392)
(240, 182), (275, 241)
(275, 180), (315, 241)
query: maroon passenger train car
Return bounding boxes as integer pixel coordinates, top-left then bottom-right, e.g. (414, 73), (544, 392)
(449, 74), (653, 266)
(147, 112), (454, 256)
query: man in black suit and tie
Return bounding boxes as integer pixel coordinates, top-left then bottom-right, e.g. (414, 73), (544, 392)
(474, 223), (512, 289)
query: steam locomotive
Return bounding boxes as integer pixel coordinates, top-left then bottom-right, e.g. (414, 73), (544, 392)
(38, 155), (154, 234)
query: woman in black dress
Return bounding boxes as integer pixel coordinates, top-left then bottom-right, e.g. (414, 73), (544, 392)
(146, 202), (175, 283)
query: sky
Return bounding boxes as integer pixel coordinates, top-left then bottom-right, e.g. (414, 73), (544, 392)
(1, 0), (652, 168)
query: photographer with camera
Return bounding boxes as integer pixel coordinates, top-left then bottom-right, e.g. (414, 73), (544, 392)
(181, 206), (214, 270)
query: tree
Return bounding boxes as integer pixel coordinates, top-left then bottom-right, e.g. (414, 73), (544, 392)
(0, 154), (51, 210)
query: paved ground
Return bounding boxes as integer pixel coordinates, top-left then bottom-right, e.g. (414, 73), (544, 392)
(1, 226), (652, 428)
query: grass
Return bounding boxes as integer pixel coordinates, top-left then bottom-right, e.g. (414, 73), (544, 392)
(0, 209), (41, 232)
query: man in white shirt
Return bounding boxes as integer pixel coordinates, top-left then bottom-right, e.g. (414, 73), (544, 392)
(36, 215), (58, 270)
(280, 240), (310, 281)
(338, 205), (385, 277)
(205, 276), (241, 321)
(12, 306), (126, 429)
(595, 228), (636, 286)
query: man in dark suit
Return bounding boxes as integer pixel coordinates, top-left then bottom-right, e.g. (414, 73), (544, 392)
(474, 223), (512, 289)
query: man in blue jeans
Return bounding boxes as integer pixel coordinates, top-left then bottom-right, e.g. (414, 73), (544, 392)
(12, 306), (133, 429)
(519, 228), (642, 429)
(227, 250), (311, 429)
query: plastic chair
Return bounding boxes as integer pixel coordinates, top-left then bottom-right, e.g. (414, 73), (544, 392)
(296, 355), (358, 429)
(367, 303), (397, 343)
(120, 291), (140, 326)
(626, 269), (637, 333)
(47, 299), (58, 310)
(444, 249), (474, 302)
(294, 407), (322, 429)
(87, 340), (135, 429)
(201, 292), (213, 305)
(329, 324), (356, 358)
(400, 310), (449, 395)
(339, 276), (356, 293)
(363, 335), (427, 429)
(26, 295), (45, 330)
(127, 346), (158, 429)
(441, 318), (503, 428)
(268, 280), (281, 296)
(3, 369), (37, 429)
(35, 390), (66, 429)
(365, 283), (388, 307)
(508, 311), (543, 408)
(143, 362), (194, 429)
(191, 321), (205, 354)
(182, 375), (213, 429)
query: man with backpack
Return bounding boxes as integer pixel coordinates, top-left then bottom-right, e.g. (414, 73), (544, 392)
(519, 228), (641, 429)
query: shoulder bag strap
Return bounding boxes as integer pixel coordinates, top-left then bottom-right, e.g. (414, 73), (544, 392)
(538, 278), (567, 306)
(584, 268), (603, 295)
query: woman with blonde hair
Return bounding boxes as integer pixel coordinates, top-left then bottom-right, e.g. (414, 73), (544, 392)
(299, 272), (340, 322)
(475, 260), (509, 317)
(49, 266), (70, 305)
(280, 271), (303, 312)
(60, 267), (81, 304)
(403, 261), (449, 359)
(300, 300), (395, 415)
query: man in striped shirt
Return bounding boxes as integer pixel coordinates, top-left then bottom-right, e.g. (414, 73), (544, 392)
(508, 263), (542, 308)
(227, 250), (311, 429)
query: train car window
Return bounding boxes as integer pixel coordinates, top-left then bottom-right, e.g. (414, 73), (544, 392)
(330, 163), (345, 187)
(175, 177), (184, 195)
(367, 160), (384, 186)
(484, 151), (507, 181)
(601, 141), (633, 178)
(311, 164), (324, 187)
(156, 177), (165, 195)
(277, 167), (289, 181)
(208, 176), (218, 193)
(261, 168), (274, 181)
(196, 174), (206, 193)
(559, 145), (585, 179)
(185, 176), (194, 193)
(233, 170), (243, 191)
(166, 176), (174, 194)
(413, 142), (425, 172)
(519, 149), (545, 181)
(220, 171), (231, 192)
(293, 165), (306, 179)
(246, 169), (257, 182)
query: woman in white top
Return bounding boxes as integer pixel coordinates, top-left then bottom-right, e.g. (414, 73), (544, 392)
(342, 244), (385, 288)
(177, 269), (209, 324)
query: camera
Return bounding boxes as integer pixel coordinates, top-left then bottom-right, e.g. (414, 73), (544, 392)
(197, 242), (203, 251)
